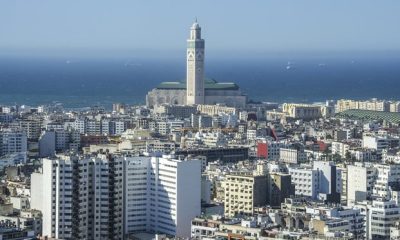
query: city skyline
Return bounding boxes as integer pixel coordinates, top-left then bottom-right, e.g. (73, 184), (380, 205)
(2, 2), (400, 239)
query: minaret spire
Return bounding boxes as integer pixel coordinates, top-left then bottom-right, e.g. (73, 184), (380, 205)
(186, 20), (205, 105)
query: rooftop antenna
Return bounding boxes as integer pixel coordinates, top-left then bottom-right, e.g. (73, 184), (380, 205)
(195, 17), (197, 23)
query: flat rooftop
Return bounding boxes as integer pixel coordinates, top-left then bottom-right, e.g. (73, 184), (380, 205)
(156, 78), (239, 91)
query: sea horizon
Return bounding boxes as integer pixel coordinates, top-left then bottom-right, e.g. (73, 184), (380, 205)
(1, 51), (399, 108)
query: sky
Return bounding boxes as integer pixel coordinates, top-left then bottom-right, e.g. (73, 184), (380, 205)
(1, 0), (400, 57)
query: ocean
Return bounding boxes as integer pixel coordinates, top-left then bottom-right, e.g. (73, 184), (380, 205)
(0, 53), (399, 109)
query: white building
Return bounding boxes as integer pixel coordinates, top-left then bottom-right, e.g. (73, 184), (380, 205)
(347, 163), (376, 206)
(314, 161), (342, 203)
(289, 161), (342, 202)
(31, 156), (74, 239)
(279, 148), (307, 164)
(101, 119), (110, 134)
(111, 120), (125, 135)
(373, 164), (400, 199)
(362, 134), (389, 158)
(349, 148), (375, 162)
(73, 119), (86, 134)
(156, 121), (169, 135)
(331, 141), (350, 158)
(367, 200), (400, 239)
(333, 207), (365, 238)
(306, 206), (365, 238)
(289, 167), (319, 199)
(200, 132), (227, 148)
(124, 155), (201, 238)
(86, 119), (101, 135)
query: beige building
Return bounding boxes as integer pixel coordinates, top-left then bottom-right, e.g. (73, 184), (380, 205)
(282, 103), (323, 119)
(223, 173), (268, 218)
(197, 104), (237, 116)
(390, 101), (400, 113)
(336, 99), (390, 112)
(335, 99), (359, 113)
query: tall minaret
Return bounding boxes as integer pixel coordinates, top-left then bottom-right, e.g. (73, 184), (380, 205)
(186, 20), (205, 105)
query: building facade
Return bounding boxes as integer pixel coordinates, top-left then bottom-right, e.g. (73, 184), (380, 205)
(31, 154), (124, 240)
(124, 155), (201, 238)
(223, 173), (268, 218)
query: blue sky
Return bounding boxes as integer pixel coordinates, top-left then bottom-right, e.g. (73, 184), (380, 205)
(1, 0), (400, 56)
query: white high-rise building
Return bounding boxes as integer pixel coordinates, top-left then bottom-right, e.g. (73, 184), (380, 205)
(186, 20), (205, 105)
(31, 156), (75, 239)
(31, 153), (201, 239)
(124, 155), (201, 238)
(31, 154), (124, 240)
(346, 163), (376, 206)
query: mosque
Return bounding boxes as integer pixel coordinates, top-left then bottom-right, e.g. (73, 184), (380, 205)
(146, 21), (247, 108)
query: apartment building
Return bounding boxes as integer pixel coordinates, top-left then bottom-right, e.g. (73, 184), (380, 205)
(347, 163), (376, 206)
(124, 155), (201, 238)
(289, 168), (320, 199)
(31, 154), (124, 240)
(367, 200), (400, 239)
(0, 129), (27, 156)
(279, 148), (307, 164)
(19, 119), (42, 140)
(289, 161), (341, 203)
(223, 173), (268, 218)
(372, 164), (400, 199)
(336, 99), (390, 113)
(282, 103), (323, 119)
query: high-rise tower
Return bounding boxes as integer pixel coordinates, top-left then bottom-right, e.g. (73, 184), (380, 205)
(186, 20), (205, 105)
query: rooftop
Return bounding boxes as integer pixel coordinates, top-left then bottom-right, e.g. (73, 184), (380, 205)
(336, 109), (400, 123)
(156, 78), (240, 91)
